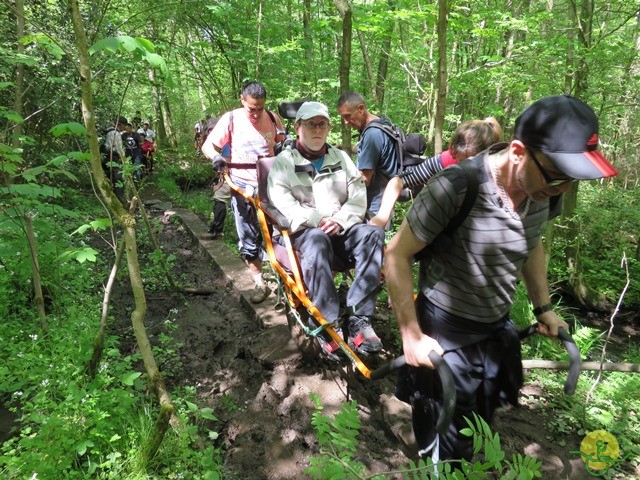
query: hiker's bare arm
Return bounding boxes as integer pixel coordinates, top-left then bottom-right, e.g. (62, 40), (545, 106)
(359, 169), (374, 187)
(521, 241), (568, 337)
(201, 135), (221, 160)
(384, 220), (443, 369)
(370, 176), (404, 228)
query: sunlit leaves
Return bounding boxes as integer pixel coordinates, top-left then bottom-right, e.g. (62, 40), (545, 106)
(89, 36), (175, 88)
(19, 33), (65, 60)
(50, 122), (86, 137)
(71, 218), (112, 235)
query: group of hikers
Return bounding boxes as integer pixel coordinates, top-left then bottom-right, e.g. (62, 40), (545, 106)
(200, 82), (618, 463)
(101, 113), (157, 199)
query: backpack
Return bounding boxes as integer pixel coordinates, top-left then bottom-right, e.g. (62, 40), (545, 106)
(266, 110), (291, 155)
(361, 119), (428, 201)
(99, 126), (115, 155)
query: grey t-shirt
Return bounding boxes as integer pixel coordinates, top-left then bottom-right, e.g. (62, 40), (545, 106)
(406, 146), (560, 323)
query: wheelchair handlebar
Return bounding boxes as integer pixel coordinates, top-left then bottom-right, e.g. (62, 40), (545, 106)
(519, 324), (581, 395)
(371, 351), (456, 437)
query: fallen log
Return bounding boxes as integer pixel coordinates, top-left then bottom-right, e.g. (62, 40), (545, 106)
(523, 360), (640, 373)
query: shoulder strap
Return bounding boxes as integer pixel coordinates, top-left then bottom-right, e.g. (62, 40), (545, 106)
(414, 159), (480, 260)
(441, 160), (480, 237)
(266, 110), (284, 136)
(361, 119), (405, 167)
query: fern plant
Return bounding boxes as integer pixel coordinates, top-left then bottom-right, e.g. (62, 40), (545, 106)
(306, 397), (542, 480)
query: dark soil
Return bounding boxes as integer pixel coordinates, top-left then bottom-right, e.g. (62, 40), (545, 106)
(107, 191), (639, 480)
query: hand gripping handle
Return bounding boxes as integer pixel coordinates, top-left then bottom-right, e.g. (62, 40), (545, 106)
(371, 351), (456, 436)
(519, 324), (582, 395)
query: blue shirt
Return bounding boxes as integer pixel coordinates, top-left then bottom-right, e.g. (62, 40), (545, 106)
(357, 117), (398, 213)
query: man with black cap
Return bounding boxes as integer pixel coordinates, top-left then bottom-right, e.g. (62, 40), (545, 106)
(268, 101), (386, 359)
(384, 95), (618, 462)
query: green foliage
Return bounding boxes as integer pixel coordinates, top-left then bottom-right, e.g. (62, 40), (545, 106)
(549, 183), (640, 307)
(306, 397), (542, 479)
(306, 393), (368, 479)
(89, 36), (174, 88)
(0, 169), (223, 478)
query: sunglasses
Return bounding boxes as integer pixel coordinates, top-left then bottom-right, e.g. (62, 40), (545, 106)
(527, 148), (576, 187)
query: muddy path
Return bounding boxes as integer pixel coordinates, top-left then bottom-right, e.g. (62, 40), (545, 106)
(109, 190), (638, 479)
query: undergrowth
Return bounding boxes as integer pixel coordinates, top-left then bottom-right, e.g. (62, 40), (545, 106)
(0, 191), (224, 479)
(307, 393), (543, 479)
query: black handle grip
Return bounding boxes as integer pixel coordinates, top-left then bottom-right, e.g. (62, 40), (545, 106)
(370, 351), (456, 437)
(519, 323), (582, 395)
(369, 355), (407, 381)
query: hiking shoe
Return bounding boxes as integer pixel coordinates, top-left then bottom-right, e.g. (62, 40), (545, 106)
(249, 284), (270, 304)
(316, 326), (344, 362)
(346, 315), (382, 354)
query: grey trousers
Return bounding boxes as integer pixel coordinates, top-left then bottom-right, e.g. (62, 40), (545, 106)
(286, 223), (384, 323)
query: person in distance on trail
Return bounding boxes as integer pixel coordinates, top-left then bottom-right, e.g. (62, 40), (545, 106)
(102, 115), (128, 201)
(337, 90), (399, 216)
(267, 101), (385, 359)
(194, 118), (205, 151)
(122, 122), (144, 182)
(384, 95), (618, 462)
(208, 142), (232, 239)
(137, 120), (156, 146)
(369, 117), (503, 228)
(201, 81), (285, 304)
(140, 133), (156, 175)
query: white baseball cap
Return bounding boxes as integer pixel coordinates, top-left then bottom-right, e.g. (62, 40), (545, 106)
(295, 102), (330, 122)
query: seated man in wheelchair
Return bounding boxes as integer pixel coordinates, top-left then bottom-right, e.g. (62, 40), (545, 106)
(267, 101), (385, 358)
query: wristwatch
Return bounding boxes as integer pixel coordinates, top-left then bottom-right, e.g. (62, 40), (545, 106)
(533, 303), (553, 317)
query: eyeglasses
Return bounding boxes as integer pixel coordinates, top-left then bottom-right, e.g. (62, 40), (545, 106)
(527, 148), (575, 187)
(301, 120), (330, 130)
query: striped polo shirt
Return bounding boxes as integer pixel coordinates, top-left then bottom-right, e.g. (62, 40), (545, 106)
(406, 145), (558, 323)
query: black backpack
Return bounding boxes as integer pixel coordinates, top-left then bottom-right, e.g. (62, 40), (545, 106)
(361, 119), (428, 201)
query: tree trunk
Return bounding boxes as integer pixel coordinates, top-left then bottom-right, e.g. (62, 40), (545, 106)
(24, 215), (47, 332)
(12, 0), (25, 149)
(562, 0), (607, 309)
(375, 0), (395, 107)
(303, 0), (313, 85)
(149, 69), (167, 144)
(256, 2), (263, 77)
(334, 0), (352, 151)
(87, 235), (126, 378)
(67, 0), (176, 457)
(356, 30), (377, 104)
(434, 0), (448, 154)
(161, 93), (178, 149)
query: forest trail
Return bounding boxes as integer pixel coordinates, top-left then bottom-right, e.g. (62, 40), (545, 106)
(124, 184), (604, 479)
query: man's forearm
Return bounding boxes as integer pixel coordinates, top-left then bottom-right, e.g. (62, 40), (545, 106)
(521, 241), (551, 308)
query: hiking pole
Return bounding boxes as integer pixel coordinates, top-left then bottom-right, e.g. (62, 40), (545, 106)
(519, 323), (582, 395)
(370, 352), (456, 437)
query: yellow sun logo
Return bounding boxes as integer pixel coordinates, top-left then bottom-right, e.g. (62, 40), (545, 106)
(579, 430), (620, 472)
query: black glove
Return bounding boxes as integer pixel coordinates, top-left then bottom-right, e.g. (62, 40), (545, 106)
(211, 154), (227, 172)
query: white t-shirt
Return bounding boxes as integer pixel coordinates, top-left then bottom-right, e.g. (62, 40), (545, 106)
(137, 127), (156, 142)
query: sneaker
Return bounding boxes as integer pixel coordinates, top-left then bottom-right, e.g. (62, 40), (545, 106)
(249, 284), (270, 304)
(316, 326), (344, 362)
(346, 315), (382, 354)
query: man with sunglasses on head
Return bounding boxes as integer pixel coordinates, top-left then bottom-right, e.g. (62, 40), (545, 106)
(202, 81), (285, 304)
(384, 95), (618, 462)
(267, 101), (386, 359)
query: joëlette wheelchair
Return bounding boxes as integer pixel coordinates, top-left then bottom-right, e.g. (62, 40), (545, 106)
(217, 100), (394, 380)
